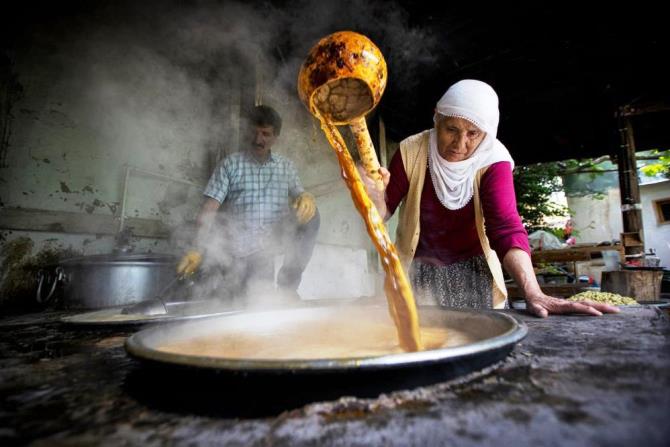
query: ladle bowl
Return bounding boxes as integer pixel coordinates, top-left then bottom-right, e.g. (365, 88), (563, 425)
(297, 30), (387, 124)
(298, 31), (388, 189)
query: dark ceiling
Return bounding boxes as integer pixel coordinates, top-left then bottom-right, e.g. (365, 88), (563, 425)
(3, 1), (669, 165)
(377, 3), (670, 164)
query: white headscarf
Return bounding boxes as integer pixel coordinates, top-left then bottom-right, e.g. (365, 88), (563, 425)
(429, 79), (514, 210)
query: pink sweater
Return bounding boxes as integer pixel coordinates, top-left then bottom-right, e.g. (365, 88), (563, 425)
(385, 151), (530, 266)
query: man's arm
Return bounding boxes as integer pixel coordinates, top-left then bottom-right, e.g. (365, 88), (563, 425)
(176, 197), (221, 276)
(194, 197), (222, 247)
(177, 153), (229, 276)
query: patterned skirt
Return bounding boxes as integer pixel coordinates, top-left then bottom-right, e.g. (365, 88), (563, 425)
(410, 255), (501, 309)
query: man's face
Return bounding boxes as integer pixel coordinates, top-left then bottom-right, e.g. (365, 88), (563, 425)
(250, 125), (277, 157)
(435, 116), (486, 162)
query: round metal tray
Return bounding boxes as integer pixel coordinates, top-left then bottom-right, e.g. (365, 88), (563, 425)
(60, 301), (236, 327)
(125, 305), (527, 373)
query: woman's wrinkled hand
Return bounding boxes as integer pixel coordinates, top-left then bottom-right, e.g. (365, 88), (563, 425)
(356, 165), (390, 207)
(524, 293), (620, 318)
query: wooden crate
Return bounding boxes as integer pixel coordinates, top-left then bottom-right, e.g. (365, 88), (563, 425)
(601, 270), (663, 300)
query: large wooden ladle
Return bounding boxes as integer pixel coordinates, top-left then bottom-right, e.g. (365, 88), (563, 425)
(298, 31), (387, 191)
(298, 31), (422, 352)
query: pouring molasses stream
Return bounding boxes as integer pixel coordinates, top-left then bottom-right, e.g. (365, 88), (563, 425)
(298, 31), (422, 352)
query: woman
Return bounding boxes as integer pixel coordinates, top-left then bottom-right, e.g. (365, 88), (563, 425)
(362, 80), (617, 317)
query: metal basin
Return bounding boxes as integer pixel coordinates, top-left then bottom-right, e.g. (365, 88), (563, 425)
(123, 305), (525, 416)
(124, 304), (525, 416)
(126, 305), (526, 373)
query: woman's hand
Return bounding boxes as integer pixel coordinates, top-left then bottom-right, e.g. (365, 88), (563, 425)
(356, 165), (391, 220)
(524, 292), (619, 318)
(503, 248), (620, 318)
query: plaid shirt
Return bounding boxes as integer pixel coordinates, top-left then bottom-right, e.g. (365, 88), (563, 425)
(203, 151), (304, 256)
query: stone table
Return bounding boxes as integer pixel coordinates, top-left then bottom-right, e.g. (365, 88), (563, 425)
(0, 307), (668, 446)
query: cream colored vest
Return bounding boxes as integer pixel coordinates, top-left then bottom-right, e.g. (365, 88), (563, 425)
(395, 130), (508, 308)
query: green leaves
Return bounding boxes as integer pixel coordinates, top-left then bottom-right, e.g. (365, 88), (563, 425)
(514, 148), (669, 234)
(639, 149), (670, 178)
(513, 163), (568, 232)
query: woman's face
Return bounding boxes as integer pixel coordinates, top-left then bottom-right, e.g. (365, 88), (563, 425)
(435, 116), (486, 162)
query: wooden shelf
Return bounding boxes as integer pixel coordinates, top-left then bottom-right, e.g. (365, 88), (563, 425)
(621, 232), (644, 248)
(531, 244), (624, 265)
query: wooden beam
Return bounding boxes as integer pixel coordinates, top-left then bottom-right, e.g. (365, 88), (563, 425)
(616, 111), (644, 256)
(0, 207), (169, 238)
(379, 116), (387, 167)
(619, 103), (670, 117)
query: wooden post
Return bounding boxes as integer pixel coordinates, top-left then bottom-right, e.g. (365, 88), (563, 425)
(616, 109), (644, 256)
(379, 115), (387, 167)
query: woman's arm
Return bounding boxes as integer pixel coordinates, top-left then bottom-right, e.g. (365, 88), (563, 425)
(480, 162), (531, 259)
(503, 248), (619, 317)
(480, 163), (618, 317)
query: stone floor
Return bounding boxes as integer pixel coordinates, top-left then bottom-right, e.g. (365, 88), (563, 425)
(0, 306), (668, 446)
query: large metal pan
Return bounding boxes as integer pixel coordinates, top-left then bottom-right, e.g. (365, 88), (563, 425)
(125, 305), (526, 373)
(123, 305), (525, 416)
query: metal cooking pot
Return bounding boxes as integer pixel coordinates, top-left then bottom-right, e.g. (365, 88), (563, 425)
(37, 253), (176, 309)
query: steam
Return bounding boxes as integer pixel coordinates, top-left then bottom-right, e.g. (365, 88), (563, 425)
(129, 0), (439, 309)
(7, 0), (437, 309)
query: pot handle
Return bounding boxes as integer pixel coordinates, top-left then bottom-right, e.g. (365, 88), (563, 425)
(36, 267), (64, 304)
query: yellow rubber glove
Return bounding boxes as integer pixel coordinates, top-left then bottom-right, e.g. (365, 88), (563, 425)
(176, 250), (202, 276)
(293, 192), (316, 225)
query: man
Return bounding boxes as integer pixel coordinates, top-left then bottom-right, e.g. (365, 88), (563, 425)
(177, 105), (319, 300)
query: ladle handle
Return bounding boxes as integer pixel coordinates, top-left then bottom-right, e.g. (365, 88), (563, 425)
(350, 117), (384, 191)
(319, 118), (422, 352)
